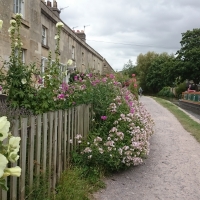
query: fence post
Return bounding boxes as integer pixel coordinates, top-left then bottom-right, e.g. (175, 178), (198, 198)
(19, 117), (28, 200)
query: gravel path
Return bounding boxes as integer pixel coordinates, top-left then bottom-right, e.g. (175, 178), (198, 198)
(93, 96), (200, 200)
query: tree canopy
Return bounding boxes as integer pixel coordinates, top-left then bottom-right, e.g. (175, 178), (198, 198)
(176, 28), (200, 84)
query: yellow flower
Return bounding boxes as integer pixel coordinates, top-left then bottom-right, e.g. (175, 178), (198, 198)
(67, 59), (73, 66)
(0, 116), (10, 141)
(56, 22), (64, 28)
(0, 154), (8, 178)
(54, 35), (59, 40)
(0, 20), (3, 30)
(3, 166), (21, 177)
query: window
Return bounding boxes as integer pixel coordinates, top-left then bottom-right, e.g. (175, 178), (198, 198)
(41, 57), (48, 75)
(42, 26), (47, 46)
(59, 63), (68, 83)
(13, 0), (24, 16)
(15, 48), (25, 63)
(72, 46), (75, 60)
(82, 52), (84, 64)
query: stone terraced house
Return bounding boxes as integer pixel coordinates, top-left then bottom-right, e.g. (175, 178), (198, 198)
(0, 0), (114, 78)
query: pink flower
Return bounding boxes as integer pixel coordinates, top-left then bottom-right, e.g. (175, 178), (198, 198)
(109, 74), (115, 79)
(134, 84), (137, 88)
(74, 76), (78, 81)
(57, 94), (65, 100)
(101, 116), (107, 120)
(0, 85), (2, 91)
(38, 77), (43, 84)
(132, 74), (135, 77)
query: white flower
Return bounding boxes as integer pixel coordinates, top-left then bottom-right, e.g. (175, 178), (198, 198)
(21, 78), (27, 84)
(16, 13), (23, 18)
(56, 22), (64, 28)
(0, 154), (8, 178)
(0, 20), (3, 30)
(4, 166), (21, 177)
(64, 70), (68, 76)
(10, 19), (16, 25)
(67, 59), (73, 66)
(0, 116), (10, 141)
(8, 26), (15, 33)
(8, 152), (19, 163)
(54, 35), (59, 40)
(9, 136), (21, 151)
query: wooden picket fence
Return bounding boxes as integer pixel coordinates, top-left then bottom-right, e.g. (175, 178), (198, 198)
(0, 104), (91, 200)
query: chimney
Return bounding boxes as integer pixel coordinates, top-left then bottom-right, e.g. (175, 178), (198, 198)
(50, 0), (61, 17)
(75, 30), (86, 42)
(47, 0), (51, 7)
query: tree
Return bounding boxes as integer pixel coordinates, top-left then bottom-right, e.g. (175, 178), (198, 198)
(122, 59), (137, 77)
(135, 51), (158, 93)
(146, 53), (176, 93)
(176, 28), (200, 84)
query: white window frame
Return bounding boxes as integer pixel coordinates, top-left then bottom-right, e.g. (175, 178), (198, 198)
(42, 26), (47, 46)
(13, 0), (24, 16)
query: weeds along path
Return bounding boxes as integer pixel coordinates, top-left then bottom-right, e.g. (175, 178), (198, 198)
(93, 96), (200, 200)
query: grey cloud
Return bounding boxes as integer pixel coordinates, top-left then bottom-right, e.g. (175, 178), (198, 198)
(57, 0), (200, 70)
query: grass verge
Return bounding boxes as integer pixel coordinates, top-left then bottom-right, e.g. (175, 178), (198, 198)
(153, 97), (200, 142)
(53, 166), (105, 200)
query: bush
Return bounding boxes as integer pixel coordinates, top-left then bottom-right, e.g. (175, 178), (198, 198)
(157, 87), (174, 98)
(72, 76), (154, 172)
(175, 82), (187, 99)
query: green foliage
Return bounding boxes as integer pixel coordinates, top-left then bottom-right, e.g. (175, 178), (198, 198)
(25, 173), (49, 200)
(0, 15), (39, 110)
(175, 82), (187, 98)
(157, 87), (175, 98)
(71, 81), (154, 172)
(146, 53), (176, 93)
(122, 59), (137, 77)
(54, 167), (105, 200)
(175, 28), (200, 84)
(135, 51), (158, 93)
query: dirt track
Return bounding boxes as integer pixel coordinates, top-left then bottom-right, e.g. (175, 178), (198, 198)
(93, 96), (200, 200)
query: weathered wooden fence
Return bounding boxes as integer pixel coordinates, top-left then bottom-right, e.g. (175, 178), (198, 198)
(0, 104), (91, 200)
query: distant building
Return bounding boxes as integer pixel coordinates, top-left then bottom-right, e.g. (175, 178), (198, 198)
(0, 0), (114, 76)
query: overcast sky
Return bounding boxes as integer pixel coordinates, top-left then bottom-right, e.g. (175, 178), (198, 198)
(56, 0), (200, 71)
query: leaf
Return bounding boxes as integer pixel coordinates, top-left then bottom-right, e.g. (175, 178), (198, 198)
(0, 178), (8, 191)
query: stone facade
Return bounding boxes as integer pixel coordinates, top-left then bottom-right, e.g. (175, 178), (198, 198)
(0, 0), (114, 75)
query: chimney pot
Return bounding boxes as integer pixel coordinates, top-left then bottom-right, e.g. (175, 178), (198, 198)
(53, 0), (57, 8)
(47, 0), (51, 7)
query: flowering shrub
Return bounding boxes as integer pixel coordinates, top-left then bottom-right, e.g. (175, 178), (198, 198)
(72, 74), (154, 172)
(0, 116), (21, 191)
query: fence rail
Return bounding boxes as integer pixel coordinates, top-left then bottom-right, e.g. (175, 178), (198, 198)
(0, 104), (91, 200)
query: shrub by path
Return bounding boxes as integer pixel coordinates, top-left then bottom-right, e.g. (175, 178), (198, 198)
(93, 96), (200, 200)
